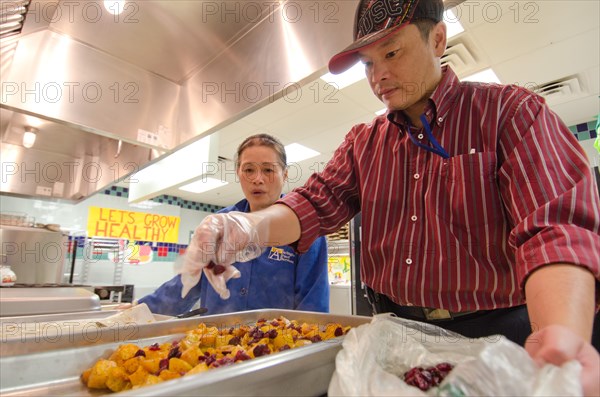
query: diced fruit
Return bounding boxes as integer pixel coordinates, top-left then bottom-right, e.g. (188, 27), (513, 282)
(143, 375), (163, 386)
(87, 359), (117, 389)
(122, 357), (142, 374)
(169, 357), (193, 373)
(158, 369), (181, 381)
(140, 358), (161, 374)
(252, 344), (271, 357)
(82, 316), (353, 393)
(134, 349), (146, 358)
(109, 344), (140, 365)
(128, 366), (150, 386)
(81, 368), (92, 385)
(212, 264), (226, 274)
(403, 363), (454, 391)
(106, 366), (130, 392)
(180, 346), (202, 367)
(186, 362), (209, 375)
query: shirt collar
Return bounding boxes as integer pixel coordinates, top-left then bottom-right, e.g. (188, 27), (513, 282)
(386, 66), (460, 129)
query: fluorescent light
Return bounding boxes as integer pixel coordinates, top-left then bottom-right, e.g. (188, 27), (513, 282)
(129, 200), (163, 210)
(461, 68), (501, 84)
(22, 128), (37, 148)
(375, 108), (387, 116)
(128, 134), (219, 203)
(285, 143), (320, 163)
(321, 62), (366, 89)
(444, 9), (464, 39)
(179, 177), (228, 194)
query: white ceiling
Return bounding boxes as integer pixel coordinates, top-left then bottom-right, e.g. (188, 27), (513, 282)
(131, 1), (600, 208)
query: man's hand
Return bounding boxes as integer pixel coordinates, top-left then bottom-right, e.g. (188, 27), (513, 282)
(525, 325), (599, 397)
(180, 212), (266, 299)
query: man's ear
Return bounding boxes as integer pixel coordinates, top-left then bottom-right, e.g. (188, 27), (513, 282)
(432, 21), (447, 57)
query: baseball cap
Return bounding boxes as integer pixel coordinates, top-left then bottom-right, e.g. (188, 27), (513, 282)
(328, 0), (444, 74)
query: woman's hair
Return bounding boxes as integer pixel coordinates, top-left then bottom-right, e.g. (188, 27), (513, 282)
(235, 133), (287, 169)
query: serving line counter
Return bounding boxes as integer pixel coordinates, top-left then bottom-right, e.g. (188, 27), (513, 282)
(0, 309), (372, 396)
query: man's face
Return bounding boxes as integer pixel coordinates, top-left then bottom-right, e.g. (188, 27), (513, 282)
(358, 22), (446, 114)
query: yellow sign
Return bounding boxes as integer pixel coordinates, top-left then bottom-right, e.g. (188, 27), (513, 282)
(87, 207), (180, 243)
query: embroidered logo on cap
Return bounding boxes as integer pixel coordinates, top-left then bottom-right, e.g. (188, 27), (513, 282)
(356, 0), (416, 39)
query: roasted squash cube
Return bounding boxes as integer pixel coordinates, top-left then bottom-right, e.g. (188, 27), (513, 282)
(180, 347), (202, 367)
(106, 366), (130, 392)
(128, 366), (150, 386)
(169, 357), (193, 373)
(122, 356), (142, 374)
(81, 368), (92, 385)
(158, 369), (181, 381)
(140, 358), (160, 374)
(186, 362), (209, 376)
(87, 359), (117, 389)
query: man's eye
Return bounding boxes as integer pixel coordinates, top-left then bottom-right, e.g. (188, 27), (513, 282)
(385, 50), (398, 59)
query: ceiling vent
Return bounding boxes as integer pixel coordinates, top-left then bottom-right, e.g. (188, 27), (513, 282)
(0, 0), (31, 40)
(442, 36), (484, 77)
(531, 76), (582, 99)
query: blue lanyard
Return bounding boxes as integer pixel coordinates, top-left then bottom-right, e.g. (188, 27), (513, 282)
(403, 114), (450, 159)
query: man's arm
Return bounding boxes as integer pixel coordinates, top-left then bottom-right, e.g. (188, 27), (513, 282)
(525, 264), (595, 340)
(524, 264), (599, 397)
(256, 204), (302, 247)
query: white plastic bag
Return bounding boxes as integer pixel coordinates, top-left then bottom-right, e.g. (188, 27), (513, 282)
(329, 314), (582, 396)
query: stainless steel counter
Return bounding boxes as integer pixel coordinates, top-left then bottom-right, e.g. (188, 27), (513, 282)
(0, 287), (100, 317)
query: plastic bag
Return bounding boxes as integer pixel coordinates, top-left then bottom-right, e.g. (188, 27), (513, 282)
(329, 314), (582, 396)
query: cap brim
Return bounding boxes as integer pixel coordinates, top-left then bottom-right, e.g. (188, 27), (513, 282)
(328, 23), (408, 75)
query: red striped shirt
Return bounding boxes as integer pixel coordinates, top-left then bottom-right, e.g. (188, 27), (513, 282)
(279, 66), (600, 312)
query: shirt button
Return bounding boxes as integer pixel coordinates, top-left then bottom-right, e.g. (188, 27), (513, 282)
(438, 117), (443, 123)
(406, 302), (413, 307)
(417, 133), (424, 139)
(413, 173), (420, 179)
(240, 288), (247, 296)
(405, 258), (412, 265)
(411, 215), (417, 222)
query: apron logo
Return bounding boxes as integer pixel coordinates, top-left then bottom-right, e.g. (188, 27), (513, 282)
(268, 247), (295, 264)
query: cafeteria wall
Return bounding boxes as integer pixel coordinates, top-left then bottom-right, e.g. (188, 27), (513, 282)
(0, 187), (223, 299)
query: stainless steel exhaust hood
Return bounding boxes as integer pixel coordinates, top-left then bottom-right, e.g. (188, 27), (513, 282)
(1, 0), (357, 202)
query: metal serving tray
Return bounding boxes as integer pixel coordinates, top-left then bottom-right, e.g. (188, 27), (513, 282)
(0, 309), (372, 396)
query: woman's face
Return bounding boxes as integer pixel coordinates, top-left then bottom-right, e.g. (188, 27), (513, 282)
(237, 145), (287, 212)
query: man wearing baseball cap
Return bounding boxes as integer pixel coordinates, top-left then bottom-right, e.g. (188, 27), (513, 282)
(184, 1), (599, 394)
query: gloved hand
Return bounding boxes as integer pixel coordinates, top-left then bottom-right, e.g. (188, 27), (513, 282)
(180, 211), (266, 299)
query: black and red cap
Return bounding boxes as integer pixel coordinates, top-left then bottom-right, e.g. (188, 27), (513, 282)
(328, 0), (444, 74)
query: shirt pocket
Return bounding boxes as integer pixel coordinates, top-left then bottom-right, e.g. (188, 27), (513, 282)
(434, 152), (504, 229)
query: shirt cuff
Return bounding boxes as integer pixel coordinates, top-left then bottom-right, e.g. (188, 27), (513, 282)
(516, 227), (600, 289)
(276, 192), (321, 253)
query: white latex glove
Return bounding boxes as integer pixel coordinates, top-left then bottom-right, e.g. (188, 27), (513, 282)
(180, 212), (266, 299)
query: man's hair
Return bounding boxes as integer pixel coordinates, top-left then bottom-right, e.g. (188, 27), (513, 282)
(412, 18), (438, 42)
